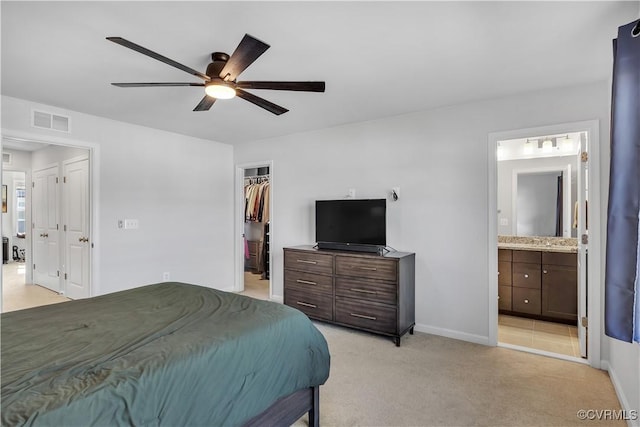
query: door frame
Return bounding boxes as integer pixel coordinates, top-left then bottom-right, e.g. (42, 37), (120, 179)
(487, 119), (601, 368)
(234, 160), (274, 300)
(1, 129), (100, 302)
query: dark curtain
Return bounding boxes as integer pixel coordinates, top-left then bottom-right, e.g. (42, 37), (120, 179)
(605, 19), (640, 343)
(555, 173), (563, 237)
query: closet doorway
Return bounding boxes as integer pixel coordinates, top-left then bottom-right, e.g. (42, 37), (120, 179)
(1, 137), (95, 312)
(235, 161), (272, 301)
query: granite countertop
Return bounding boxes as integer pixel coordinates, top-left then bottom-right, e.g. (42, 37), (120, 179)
(497, 235), (578, 253)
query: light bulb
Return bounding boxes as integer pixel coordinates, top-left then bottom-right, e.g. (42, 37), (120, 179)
(560, 136), (574, 152)
(523, 140), (534, 155)
(205, 82), (236, 99)
(542, 138), (553, 153)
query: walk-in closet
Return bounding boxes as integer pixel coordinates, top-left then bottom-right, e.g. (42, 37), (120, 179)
(243, 166), (270, 299)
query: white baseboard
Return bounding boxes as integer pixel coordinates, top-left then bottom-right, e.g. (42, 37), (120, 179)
(602, 360), (640, 427)
(414, 323), (490, 346)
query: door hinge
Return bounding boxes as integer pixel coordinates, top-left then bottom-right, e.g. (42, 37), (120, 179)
(56, 177), (59, 184)
(581, 234), (589, 244)
(581, 316), (588, 328)
(581, 152), (589, 162)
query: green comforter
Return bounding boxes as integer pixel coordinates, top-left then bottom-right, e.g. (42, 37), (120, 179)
(1, 282), (330, 426)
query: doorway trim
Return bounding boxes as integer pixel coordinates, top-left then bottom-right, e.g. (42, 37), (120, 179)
(487, 119), (601, 368)
(234, 160), (274, 300)
(1, 128), (100, 299)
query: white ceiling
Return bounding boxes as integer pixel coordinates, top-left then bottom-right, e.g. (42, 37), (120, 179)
(1, 1), (637, 144)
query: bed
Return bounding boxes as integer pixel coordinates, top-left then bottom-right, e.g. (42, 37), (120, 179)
(1, 282), (330, 426)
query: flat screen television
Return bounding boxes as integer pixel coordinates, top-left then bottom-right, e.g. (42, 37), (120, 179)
(315, 199), (386, 253)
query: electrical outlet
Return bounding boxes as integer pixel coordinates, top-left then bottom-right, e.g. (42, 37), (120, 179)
(162, 272), (170, 281)
(500, 218), (509, 226)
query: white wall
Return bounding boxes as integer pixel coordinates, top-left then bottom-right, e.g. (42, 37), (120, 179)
(1, 95), (235, 296)
(32, 145), (89, 170)
(234, 81), (611, 344)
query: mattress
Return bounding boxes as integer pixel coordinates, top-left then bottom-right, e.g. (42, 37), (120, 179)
(1, 282), (330, 426)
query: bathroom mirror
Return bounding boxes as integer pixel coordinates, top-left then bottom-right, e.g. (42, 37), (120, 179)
(497, 150), (578, 238)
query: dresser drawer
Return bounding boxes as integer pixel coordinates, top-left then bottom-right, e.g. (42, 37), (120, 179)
(512, 287), (541, 315)
(498, 261), (512, 286)
(285, 270), (333, 295)
(335, 297), (396, 334)
(512, 262), (541, 289)
(335, 256), (396, 281)
(284, 288), (333, 321)
(284, 250), (333, 275)
(335, 276), (396, 304)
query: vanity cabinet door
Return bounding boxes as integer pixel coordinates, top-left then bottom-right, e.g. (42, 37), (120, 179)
(498, 261), (512, 286)
(498, 285), (512, 311)
(542, 264), (577, 321)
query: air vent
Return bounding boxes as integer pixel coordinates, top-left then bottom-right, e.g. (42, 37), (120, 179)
(32, 110), (70, 132)
(2, 152), (12, 164)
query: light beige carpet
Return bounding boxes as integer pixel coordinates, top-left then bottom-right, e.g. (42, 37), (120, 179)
(296, 323), (622, 426)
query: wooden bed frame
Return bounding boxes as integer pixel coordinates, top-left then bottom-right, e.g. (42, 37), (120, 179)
(243, 386), (319, 427)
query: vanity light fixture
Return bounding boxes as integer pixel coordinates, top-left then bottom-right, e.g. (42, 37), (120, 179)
(523, 139), (534, 155)
(560, 135), (574, 152)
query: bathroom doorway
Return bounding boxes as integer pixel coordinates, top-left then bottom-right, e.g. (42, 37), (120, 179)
(488, 120), (601, 367)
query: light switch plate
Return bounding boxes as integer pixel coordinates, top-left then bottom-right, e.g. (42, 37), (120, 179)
(124, 219), (139, 229)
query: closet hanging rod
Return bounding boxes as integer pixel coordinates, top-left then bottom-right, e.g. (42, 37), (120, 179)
(244, 174), (270, 179)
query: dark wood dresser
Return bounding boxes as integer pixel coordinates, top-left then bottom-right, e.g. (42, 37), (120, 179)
(284, 245), (415, 346)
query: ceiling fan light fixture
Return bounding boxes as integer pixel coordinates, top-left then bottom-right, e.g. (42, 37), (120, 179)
(205, 82), (236, 99)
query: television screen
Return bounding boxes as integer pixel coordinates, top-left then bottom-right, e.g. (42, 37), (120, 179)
(315, 199), (386, 246)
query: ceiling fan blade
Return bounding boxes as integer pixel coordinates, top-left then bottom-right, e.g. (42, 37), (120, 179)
(107, 37), (210, 81)
(112, 82), (205, 87)
(219, 34), (270, 81)
(193, 95), (216, 111)
(236, 89), (288, 115)
(236, 81), (325, 92)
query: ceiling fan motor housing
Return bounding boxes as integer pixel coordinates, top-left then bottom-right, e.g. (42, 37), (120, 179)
(207, 52), (230, 79)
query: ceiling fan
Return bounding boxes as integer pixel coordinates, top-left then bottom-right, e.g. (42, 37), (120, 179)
(107, 34), (325, 115)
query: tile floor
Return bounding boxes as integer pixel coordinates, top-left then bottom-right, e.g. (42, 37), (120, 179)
(2, 262), (70, 312)
(498, 314), (582, 358)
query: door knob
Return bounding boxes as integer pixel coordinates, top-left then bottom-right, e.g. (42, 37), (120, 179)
(43, 233), (48, 238)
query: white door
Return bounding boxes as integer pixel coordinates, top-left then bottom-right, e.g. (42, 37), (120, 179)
(32, 166), (60, 292)
(64, 158), (90, 299)
(577, 133), (589, 358)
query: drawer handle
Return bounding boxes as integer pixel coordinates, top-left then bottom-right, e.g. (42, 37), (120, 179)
(296, 301), (317, 308)
(297, 259), (317, 265)
(497, 271), (500, 275)
(524, 299), (529, 304)
(350, 313), (377, 321)
(296, 279), (317, 286)
(350, 288), (378, 295)
(543, 270), (548, 274)
(358, 266), (378, 271)
(524, 274), (529, 278)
